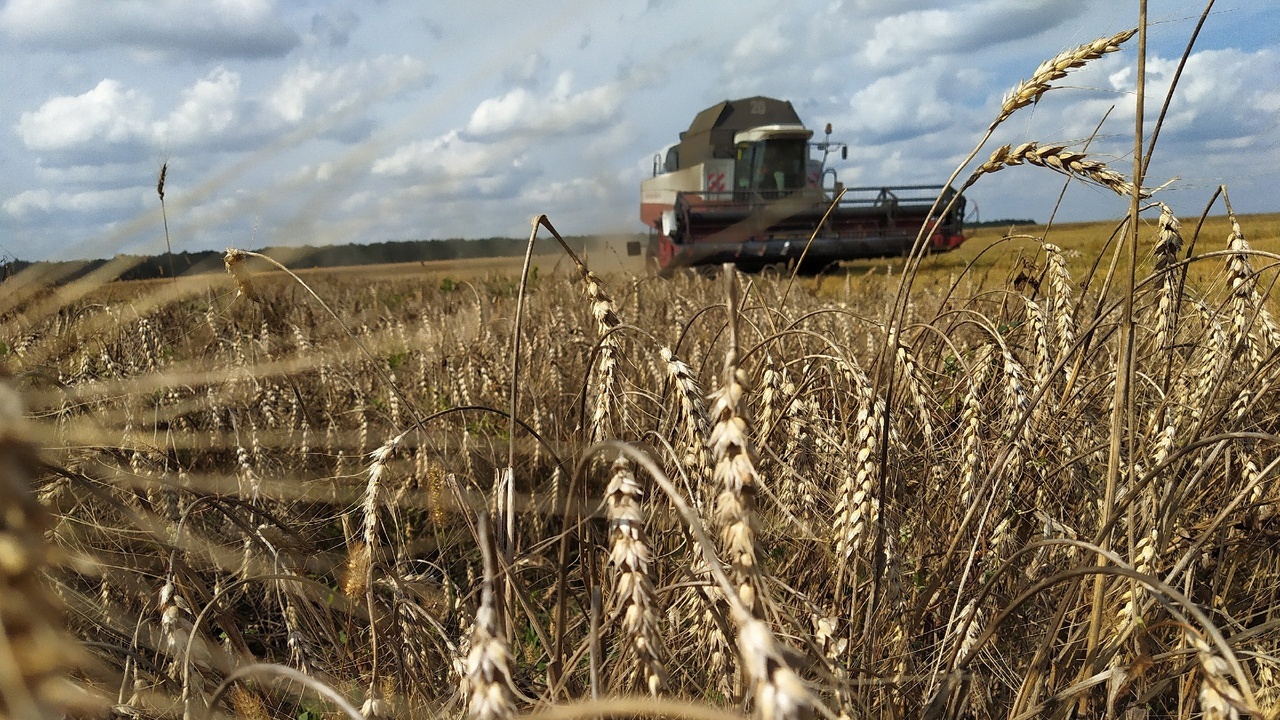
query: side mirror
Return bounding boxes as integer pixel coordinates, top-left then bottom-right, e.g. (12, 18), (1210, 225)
(841, 146), (848, 160)
(626, 241), (642, 257)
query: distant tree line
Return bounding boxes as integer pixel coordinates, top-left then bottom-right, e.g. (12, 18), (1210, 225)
(0, 234), (647, 284)
(967, 218), (1040, 228)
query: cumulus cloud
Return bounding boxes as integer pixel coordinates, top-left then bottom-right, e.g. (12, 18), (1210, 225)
(16, 54), (428, 169)
(3, 187), (144, 218)
(722, 24), (792, 76)
(152, 67), (242, 147)
(18, 80), (153, 152)
(465, 72), (623, 138)
(372, 130), (524, 182)
(846, 60), (982, 142)
(17, 72), (246, 160)
(1152, 49), (1280, 142)
(269, 55), (429, 124)
(1015, 47), (1280, 154)
(859, 0), (1073, 70)
(0, 0), (299, 60)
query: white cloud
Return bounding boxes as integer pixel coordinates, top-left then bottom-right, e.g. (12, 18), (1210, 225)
(17, 79), (153, 151)
(1037, 47), (1280, 150)
(18, 71), (243, 156)
(269, 55), (429, 125)
(859, 0), (1070, 70)
(17, 54), (429, 163)
(465, 71), (623, 138)
(3, 187), (143, 217)
(0, 0), (298, 59)
(270, 64), (328, 125)
(372, 130), (520, 180)
(723, 25), (791, 76)
(846, 61), (977, 141)
(2, 189), (50, 216)
(1161, 49), (1280, 138)
(152, 67), (241, 147)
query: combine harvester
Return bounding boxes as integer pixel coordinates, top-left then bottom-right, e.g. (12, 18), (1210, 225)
(634, 96), (966, 275)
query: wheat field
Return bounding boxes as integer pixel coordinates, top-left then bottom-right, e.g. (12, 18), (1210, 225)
(3, 21), (1280, 720)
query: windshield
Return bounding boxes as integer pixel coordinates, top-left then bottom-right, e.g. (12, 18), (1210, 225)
(735, 138), (808, 195)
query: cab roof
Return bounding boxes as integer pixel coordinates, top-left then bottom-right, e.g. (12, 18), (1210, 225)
(674, 97), (805, 169)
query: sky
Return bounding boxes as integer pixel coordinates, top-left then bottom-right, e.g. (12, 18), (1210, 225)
(1, 0), (1277, 262)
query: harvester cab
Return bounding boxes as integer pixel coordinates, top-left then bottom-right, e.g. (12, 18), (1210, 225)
(636, 96), (965, 275)
(732, 123), (812, 197)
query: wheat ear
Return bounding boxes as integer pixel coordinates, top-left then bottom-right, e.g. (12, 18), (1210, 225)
(466, 515), (516, 720)
(971, 142), (1146, 198)
(584, 271), (623, 441)
(661, 346), (713, 503)
(709, 269), (765, 616)
(604, 455), (670, 695)
(1183, 301), (1228, 430)
(1193, 634), (1252, 720)
(1116, 530), (1157, 633)
(223, 249), (262, 303)
(833, 364), (881, 574)
(956, 346), (995, 508)
(896, 341), (936, 449)
(994, 29), (1137, 127)
(1042, 243), (1077, 379)
(1153, 203), (1184, 355)
(998, 340), (1033, 484)
(1224, 201), (1280, 358)
(345, 432), (405, 599)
